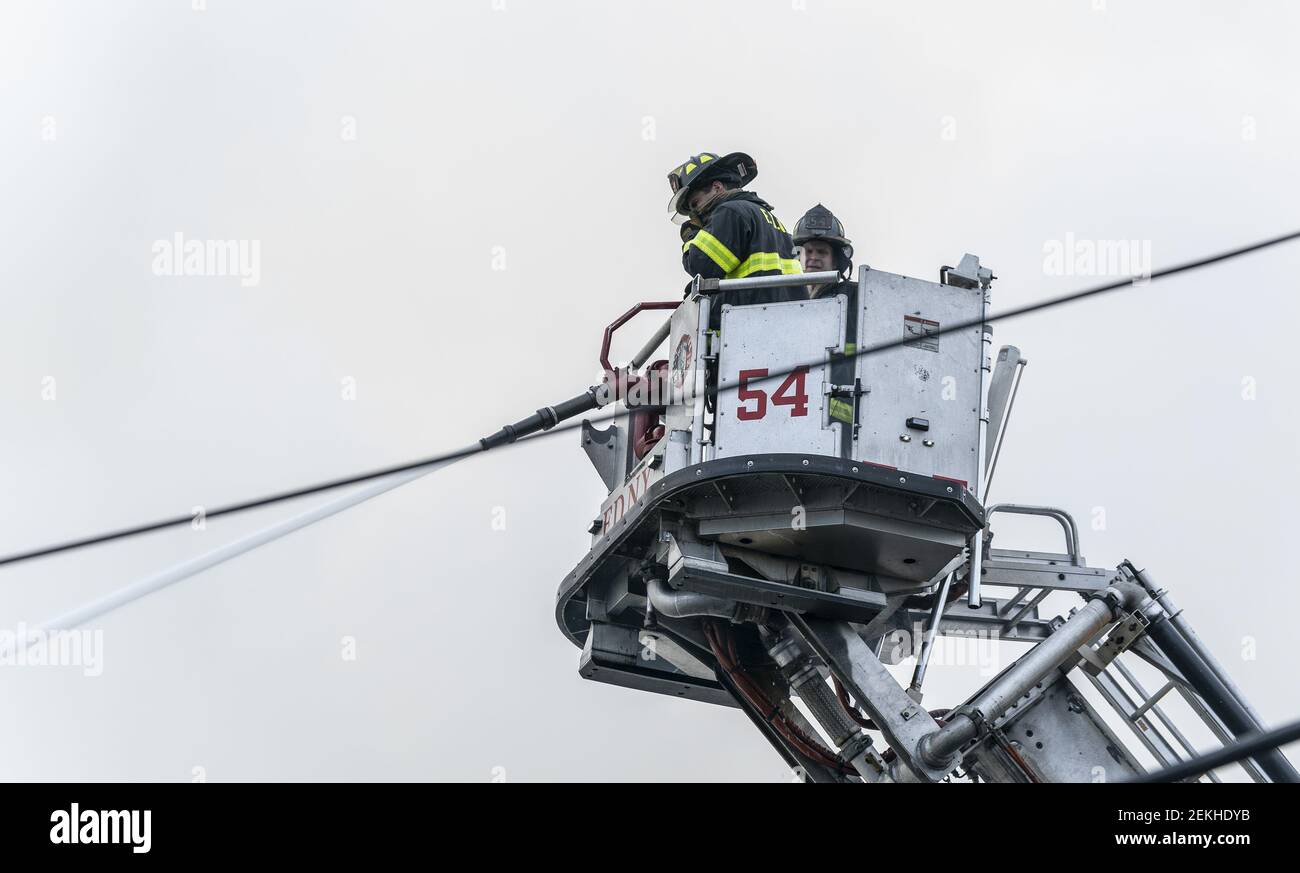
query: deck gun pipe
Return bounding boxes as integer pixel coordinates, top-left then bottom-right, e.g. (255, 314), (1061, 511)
(630, 319), (672, 370)
(479, 386), (604, 450)
(482, 271), (843, 450)
(919, 582), (1148, 769)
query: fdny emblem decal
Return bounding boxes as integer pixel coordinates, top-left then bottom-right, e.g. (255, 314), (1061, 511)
(671, 334), (693, 388)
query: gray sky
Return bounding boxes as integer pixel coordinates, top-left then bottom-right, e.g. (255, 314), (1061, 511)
(2, 0), (1297, 781)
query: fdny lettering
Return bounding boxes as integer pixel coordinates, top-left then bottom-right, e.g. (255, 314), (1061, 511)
(599, 463), (660, 538)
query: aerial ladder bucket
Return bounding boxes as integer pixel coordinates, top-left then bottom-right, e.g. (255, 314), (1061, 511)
(480, 257), (1298, 783)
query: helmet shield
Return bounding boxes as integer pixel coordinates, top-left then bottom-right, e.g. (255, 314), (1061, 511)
(793, 203), (851, 247)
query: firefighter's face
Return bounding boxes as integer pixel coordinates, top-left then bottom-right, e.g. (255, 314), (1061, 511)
(687, 180), (725, 214)
(800, 240), (834, 273)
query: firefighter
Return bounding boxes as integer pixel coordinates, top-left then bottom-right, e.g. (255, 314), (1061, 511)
(668, 151), (803, 321)
(794, 204), (857, 431)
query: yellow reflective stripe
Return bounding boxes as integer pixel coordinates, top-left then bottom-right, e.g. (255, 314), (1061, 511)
(730, 252), (802, 278)
(688, 230), (740, 273)
(844, 342), (856, 355)
(829, 398), (854, 423)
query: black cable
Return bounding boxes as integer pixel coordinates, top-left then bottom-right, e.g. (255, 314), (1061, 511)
(1127, 718), (1300, 783)
(747, 227), (1300, 392)
(2, 228), (1298, 569)
(0, 444), (483, 568)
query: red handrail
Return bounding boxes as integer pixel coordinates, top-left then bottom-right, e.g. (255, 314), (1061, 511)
(599, 301), (680, 372)
(599, 301), (679, 401)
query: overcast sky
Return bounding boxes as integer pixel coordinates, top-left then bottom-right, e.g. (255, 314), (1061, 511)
(2, 0), (1297, 781)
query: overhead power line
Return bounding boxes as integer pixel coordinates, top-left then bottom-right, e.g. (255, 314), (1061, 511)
(2, 228), (1298, 570)
(751, 227), (1300, 391)
(2, 461), (459, 653)
(0, 444), (481, 568)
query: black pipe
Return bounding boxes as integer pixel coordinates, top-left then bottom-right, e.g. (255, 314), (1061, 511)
(1146, 616), (1300, 782)
(479, 386), (603, 450)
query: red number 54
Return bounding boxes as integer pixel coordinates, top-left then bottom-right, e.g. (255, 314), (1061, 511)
(736, 367), (809, 420)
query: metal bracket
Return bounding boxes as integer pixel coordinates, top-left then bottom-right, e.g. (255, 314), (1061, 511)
(826, 379), (865, 439)
(1082, 609), (1150, 676)
(655, 524), (726, 575)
